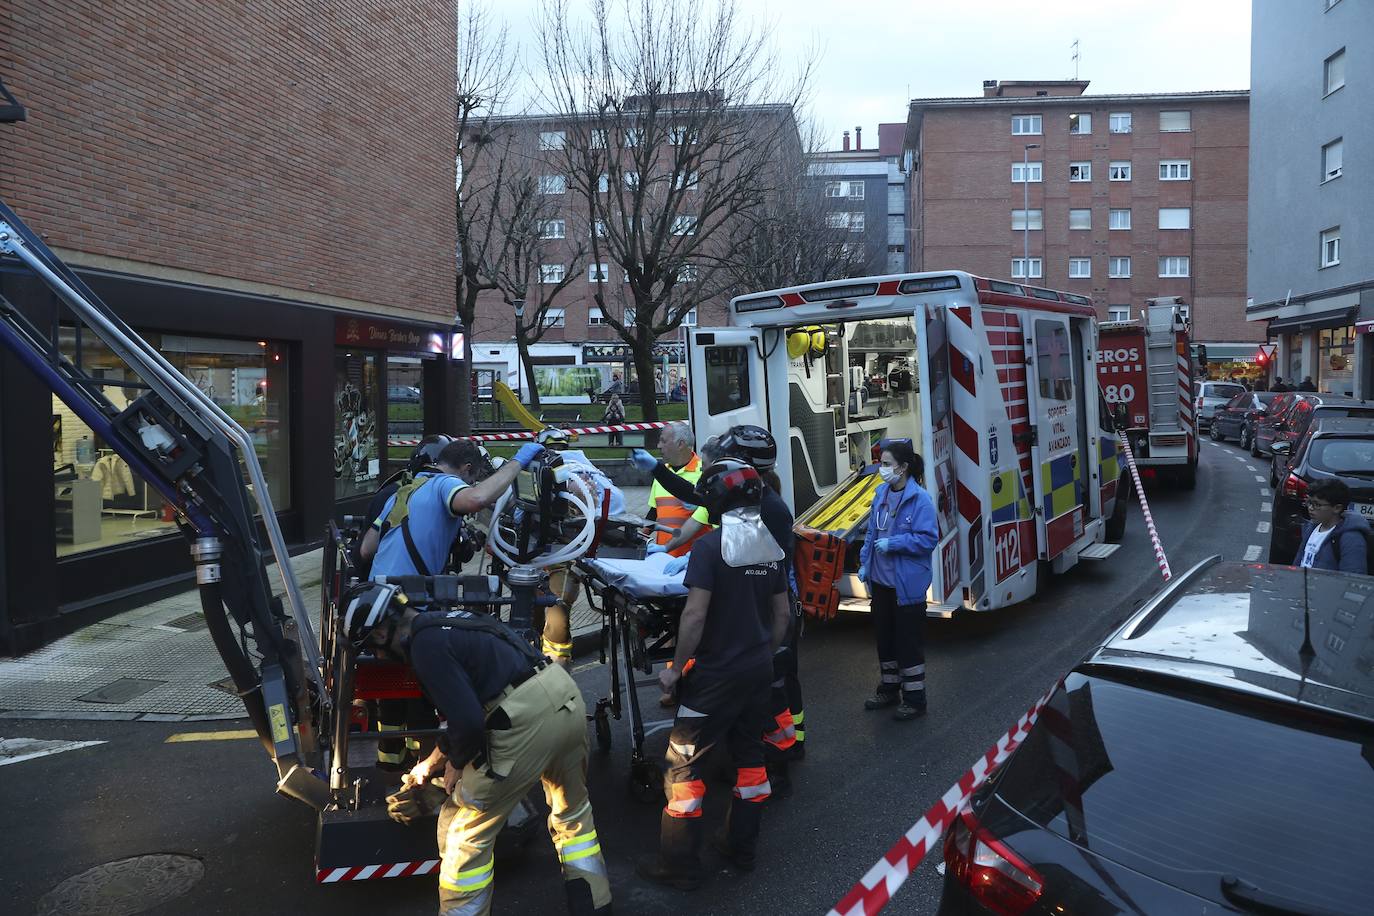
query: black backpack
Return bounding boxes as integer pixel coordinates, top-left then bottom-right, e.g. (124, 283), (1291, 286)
(1329, 522), (1374, 574)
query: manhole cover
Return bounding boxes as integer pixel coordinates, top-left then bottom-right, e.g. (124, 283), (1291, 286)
(76, 678), (165, 704)
(163, 612), (207, 632)
(35, 854), (204, 916)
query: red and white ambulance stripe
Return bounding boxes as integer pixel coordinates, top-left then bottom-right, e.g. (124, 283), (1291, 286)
(947, 307), (983, 528)
(827, 682), (1061, 916)
(1116, 434), (1172, 580)
(388, 420), (673, 447)
(316, 859), (439, 882)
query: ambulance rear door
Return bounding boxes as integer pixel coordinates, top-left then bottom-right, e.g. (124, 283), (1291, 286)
(1024, 313), (1089, 560)
(913, 304), (964, 609)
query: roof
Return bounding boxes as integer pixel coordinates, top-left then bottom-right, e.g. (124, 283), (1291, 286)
(909, 89), (1249, 108)
(1094, 558), (1374, 722)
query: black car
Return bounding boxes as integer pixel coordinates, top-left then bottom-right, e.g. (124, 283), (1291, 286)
(1209, 390), (1280, 447)
(1268, 417), (1374, 563)
(938, 558), (1374, 916)
(1268, 396), (1374, 486)
(1250, 392), (1300, 457)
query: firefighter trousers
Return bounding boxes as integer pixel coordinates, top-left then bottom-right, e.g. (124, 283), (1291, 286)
(869, 583), (926, 704)
(377, 698), (438, 766)
(436, 664), (610, 915)
(660, 663), (773, 875)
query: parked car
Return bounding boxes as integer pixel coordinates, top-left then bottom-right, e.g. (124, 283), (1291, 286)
(1251, 391), (1300, 457)
(1267, 418), (1374, 563)
(1192, 380), (1245, 430)
(1268, 395), (1374, 486)
(1208, 390), (1280, 446)
(387, 384), (421, 404)
(938, 557), (1374, 916)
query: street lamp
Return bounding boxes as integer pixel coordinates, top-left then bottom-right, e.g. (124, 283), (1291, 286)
(1023, 143), (1040, 281)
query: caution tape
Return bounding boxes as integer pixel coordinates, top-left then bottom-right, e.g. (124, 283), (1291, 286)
(828, 683), (1059, 916)
(1115, 435), (1172, 581)
(388, 420), (673, 447)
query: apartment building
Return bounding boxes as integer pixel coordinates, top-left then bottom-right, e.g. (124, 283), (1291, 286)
(809, 123), (909, 276)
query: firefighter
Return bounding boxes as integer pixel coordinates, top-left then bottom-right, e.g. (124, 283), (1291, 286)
(344, 585), (612, 915)
(636, 459), (791, 889)
(641, 421), (706, 556)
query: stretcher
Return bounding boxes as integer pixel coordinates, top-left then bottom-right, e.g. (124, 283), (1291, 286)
(574, 552), (689, 801)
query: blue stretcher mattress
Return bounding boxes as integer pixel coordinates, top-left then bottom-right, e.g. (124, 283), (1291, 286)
(578, 552), (689, 599)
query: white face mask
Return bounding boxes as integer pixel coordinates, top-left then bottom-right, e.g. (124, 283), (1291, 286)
(878, 465), (897, 483)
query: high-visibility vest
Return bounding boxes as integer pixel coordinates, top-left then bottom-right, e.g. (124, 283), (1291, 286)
(649, 453), (706, 557)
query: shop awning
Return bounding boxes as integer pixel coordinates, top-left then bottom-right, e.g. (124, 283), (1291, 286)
(1267, 307), (1356, 335)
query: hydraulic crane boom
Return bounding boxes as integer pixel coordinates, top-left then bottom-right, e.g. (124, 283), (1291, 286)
(0, 199), (330, 809)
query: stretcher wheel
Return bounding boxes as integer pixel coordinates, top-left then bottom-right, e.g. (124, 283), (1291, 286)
(594, 710), (612, 753)
(628, 759), (663, 804)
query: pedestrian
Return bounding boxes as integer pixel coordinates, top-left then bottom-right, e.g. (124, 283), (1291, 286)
(636, 458), (791, 889)
(603, 392), (625, 447)
(1272, 376), (1291, 392)
(1293, 479), (1370, 574)
(604, 370), (624, 396)
(1298, 375), (1318, 392)
(857, 441), (939, 720)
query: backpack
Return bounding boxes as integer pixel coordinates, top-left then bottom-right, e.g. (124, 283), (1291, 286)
(1329, 521), (1374, 574)
(377, 471), (438, 576)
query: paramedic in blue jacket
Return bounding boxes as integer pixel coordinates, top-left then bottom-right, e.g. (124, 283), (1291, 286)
(1293, 478), (1370, 574)
(858, 441), (940, 720)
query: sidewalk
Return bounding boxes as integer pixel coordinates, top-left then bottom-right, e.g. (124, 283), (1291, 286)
(0, 484), (652, 721)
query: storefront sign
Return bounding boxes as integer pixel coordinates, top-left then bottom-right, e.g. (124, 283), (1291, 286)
(583, 343), (685, 362)
(335, 315), (447, 354)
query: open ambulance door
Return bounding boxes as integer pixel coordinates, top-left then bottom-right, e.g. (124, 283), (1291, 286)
(1023, 315), (1090, 564)
(913, 307), (964, 611)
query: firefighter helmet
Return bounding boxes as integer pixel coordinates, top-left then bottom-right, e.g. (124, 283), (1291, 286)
(719, 424), (777, 471)
(342, 582), (405, 651)
(696, 458), (764, 514)
(409, 434), (457, 473)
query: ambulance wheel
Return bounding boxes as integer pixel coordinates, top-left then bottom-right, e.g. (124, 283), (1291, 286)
(629, 759), (663, 803)
(1105, 484), (1129, 543)
(594, 710), (612, 753)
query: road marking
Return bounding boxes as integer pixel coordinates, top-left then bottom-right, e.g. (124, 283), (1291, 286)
(1261, 502), (1272, 513)
(1257, 521), (1271, 533)
(1255, 475), (1266, 482)
(1244, 545), (1263, 561)
(0, 737), (106, 766)
(1246, 465), (1258, 472)
(165, 729), (260, 743)
(1260, 488), (1269, 496)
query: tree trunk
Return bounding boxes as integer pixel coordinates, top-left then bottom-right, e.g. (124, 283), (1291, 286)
(454, 348), (473, 435)
(516, 325), (541, 411)
(631, 327), (661, 446)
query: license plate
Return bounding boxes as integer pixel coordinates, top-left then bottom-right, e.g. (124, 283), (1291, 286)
(1357, 503), (1374, 519)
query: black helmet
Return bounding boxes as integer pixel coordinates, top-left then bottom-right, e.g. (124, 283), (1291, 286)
(696, 458), (764, 514)
(409, 434), (457, 473)
(342, 582), (404, 651)
(719, 424), (776, 471)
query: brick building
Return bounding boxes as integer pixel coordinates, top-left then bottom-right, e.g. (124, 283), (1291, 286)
(0, 1), (457, 652)
(905, 80), (1257, 359)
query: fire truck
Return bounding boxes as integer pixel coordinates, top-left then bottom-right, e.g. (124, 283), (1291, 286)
(1096, 297), (1198, 489)
(687, 270), (1125, 616)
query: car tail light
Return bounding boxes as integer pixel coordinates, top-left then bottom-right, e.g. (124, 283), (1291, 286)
(944, 806), (1044, 916)
(1282, 473), (1308, 501)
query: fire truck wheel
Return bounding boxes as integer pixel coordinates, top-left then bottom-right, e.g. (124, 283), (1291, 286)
(1105, 485), (1129, 543)
(1177, 462), (1197, 490)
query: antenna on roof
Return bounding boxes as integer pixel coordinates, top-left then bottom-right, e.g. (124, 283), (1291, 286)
(1070, 39), (1080, 80)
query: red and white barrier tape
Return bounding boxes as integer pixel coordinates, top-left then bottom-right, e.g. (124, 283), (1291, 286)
(388, 420), (672, 447)
(827, 683), (1059, 916)
(316, 859), (438, 882)
(1115, 435), (1172, 580)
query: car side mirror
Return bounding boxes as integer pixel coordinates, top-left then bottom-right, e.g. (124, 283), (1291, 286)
(1272, 441), (1291, 456)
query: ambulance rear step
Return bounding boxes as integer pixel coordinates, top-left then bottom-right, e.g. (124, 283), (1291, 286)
(836, 597), (963, 618)
(1077, 542), (1122, 561)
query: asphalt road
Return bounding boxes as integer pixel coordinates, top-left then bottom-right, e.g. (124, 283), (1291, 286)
(1, 437), (1271, 916)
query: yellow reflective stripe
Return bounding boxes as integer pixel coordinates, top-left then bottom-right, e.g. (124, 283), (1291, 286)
(439, 873), (494, 893)
(441, 859), (494, 891)
(561, 844), (603, 864)
(558, 831), (598, 857)
(378, 723), (403, 730)
(792, 711), (805, 724)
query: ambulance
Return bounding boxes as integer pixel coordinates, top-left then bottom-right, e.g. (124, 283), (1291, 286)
(687, 270), (1124, 615)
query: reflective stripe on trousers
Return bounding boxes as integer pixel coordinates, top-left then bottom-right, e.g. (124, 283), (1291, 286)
(763, 710), (796, 750)
(733, 766), (771, 802)
(666, 779), (706, 818)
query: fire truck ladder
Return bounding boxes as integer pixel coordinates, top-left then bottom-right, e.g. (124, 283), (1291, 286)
(1144, 305), (1186, 432)
(0, 199), (330, 810)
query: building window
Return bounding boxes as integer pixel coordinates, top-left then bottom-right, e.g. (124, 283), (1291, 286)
(1011, 209), (1044, 231)
(1011, 114), (1042, 135)
(825, 180), (865, 198)
(671, 125), (697, 145)
(1035, 319), (1073, 402)
(625, 127), (643, 147)
(1109, 112), (1132, 133)
(333, 349), (377, 501)
(825, 181), (844, 197)
(1069, 161), (1092, 182)
(1069, 209), (1092, 230)
(675, 171), (700, 191)
(1068, 257), (1092, 278)
(597, 174), (609, 193)
(1109, 161), (1132, 181)
(623, 306), (636, 325)
(1321, 226), (1341, 267)
(1159, 207), (1191, 230)
(1107, 305), (1131, 322)
(1109, 208), (1132, 230)
(592, 219), (607, 237)
(1159, 159), (1191, 181)
(539, 130), (566, 150)
(848, 212), (865, 232)
(538, 219), (566, 239)
(588, 262), (609, 282)
(672, 215), (697, 236)
(543, 308), (566, 328)
(1069, 113), (1091, 135)
(1322, 138), (1344, 181)
(590, 129), (608, 149)
(677, 264), (700, 282)
(1011, 161), (1043, 183)
(538, 174), (566, 195)
(1159, 110), (1191, 132)
(624, 172), (641, 190)
(540, 263), (566, 284)
(1324, 49), (1346, 95)
(1109, 256), (1131, 278)
(1159, 256), (1190, 277)
(587, 307), (606, 326)
(1011, 258), (1043, 279)
(824, 212), (847, 230)
(680, 308), (698, 327)
(848, 181), (865, 199)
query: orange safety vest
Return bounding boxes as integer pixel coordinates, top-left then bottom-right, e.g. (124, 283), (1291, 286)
(650, 453), (707, 557)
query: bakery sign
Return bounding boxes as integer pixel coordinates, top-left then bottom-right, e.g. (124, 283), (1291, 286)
(335, 315), (448, 354)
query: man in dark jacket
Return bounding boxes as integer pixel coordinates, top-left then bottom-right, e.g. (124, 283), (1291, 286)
(1297, 376), (1318, 392)
(1294, 478), (1370, 574)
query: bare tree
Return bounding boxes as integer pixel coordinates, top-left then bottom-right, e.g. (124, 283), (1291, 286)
(537, 0), (812, 422)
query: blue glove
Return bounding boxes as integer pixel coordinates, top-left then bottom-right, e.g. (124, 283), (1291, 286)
(664, 554), (689, 576)
(514, 442), (545, 469)
(645, 542), (668, 555)
(857, 564), (868, 583)
(630, 449), (658, 472)
(875, 537), (894, 554)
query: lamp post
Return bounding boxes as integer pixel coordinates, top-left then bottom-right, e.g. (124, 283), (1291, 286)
(1023, 143), (1040, 281)
(512, 297), (526, 399)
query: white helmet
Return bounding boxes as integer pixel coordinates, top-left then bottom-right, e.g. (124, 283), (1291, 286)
(343, 583), (403, 649)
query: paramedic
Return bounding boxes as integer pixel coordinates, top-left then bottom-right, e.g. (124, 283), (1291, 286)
(857, 441), (939, 720)
(636, 459), (790, 889)
(642, 421), (705, 556)
(344, 586), (611, 915)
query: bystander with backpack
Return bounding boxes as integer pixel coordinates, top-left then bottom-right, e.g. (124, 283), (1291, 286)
(1293, 479), (1371, 575)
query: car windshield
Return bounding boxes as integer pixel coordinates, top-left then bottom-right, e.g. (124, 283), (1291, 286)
(1311, 439), (1374, 475)
(996, 673), (1374, 912)
(1206, 383), (1244, 399)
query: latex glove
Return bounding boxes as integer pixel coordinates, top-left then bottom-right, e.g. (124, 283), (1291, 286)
(514, 442), (546, 469)
(664, 554), (689, 576)
(857, 564), (868, 582)
(629, 449), (659, 472)
(385, 781), (446, 827)
(658, 665), (681, 694)
(875, 537), (895, 554)
(645, 542), (668, 555)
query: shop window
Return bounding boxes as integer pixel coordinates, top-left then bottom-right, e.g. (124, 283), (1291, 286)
(386, 355), (424, 478)
(1318, 326), (1355, 396)
(53, 330), (291, 558)
(336, 350), (381, 500)
(705, 346), (751, 415)
(1035, 320), (1073, 401)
